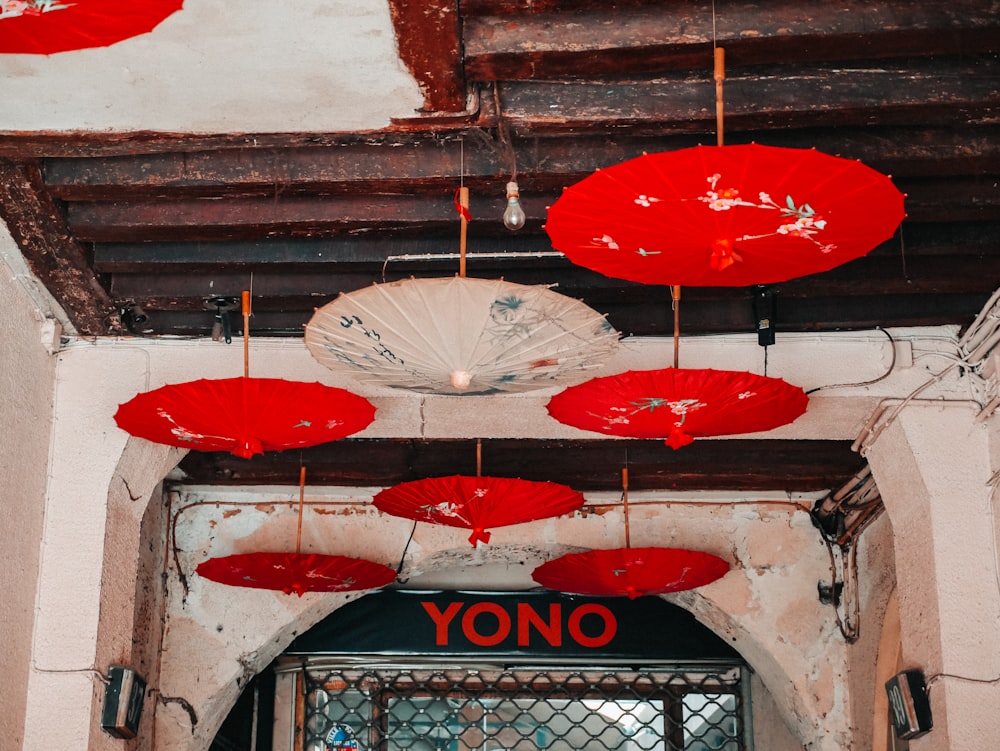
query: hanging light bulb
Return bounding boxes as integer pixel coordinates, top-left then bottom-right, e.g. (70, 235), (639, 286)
(502, 181), (526, 231)
(450, 370), (474, 390)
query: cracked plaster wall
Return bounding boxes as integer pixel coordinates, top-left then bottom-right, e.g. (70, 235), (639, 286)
(23, 330), (954, 749)
(156, 485), (869, 750)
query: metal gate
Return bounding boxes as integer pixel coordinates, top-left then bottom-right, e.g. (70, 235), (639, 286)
(285, 662), (750, 751)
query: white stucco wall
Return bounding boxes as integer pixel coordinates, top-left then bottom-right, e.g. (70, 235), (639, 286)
(22, 326), (960, 749)
(0, 1), (424, 133)
(0, 228), (59, 747)
(866, 404), (1000, 751)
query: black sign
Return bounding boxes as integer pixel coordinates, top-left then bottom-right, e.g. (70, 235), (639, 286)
(287, 590), (739, 662)
(886, 669), (933, 740)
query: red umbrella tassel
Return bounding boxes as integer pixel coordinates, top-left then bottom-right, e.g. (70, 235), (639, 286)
(469, 526), (491, 546)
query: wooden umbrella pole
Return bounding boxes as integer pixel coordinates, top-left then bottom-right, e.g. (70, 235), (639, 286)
(622, 467), (631, 549)
(714, 46), (725, 146)
(295, 466), (306, 554)
(672, 285), (682, 368)
(459, 186), (470, 278)
(476, 437), (482, 477)
(241, 290), (251, 378)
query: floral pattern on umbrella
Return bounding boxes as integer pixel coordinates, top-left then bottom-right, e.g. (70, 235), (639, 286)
(547, 368), (808, 449)
(373, 474), (585, 546)
(1, 0), (71, 20)
(545, 144), (906, 287)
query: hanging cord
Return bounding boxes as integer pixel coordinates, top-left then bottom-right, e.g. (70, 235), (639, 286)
(493, 82), (517, 182)
(395, 521), (419, 577)
(622, 467), (631, 549)
(898, 226), (910, 282)
(295, 466), (306, 555)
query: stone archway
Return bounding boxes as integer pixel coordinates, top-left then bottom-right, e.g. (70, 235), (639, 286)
(155, 512), (856, 750)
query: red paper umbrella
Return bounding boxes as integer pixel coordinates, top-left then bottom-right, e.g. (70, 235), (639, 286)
(532, 547), (730, 599)
(545, 143), (905, 287)
(114, 377), (375, 458)
(196, 552), (396, 597)
(373, 474), (585, 546)
(547, 367), (807, 449)
(0, 0), (183, 55)
(198, 467), (397, 596)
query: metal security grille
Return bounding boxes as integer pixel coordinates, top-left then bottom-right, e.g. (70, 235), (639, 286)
(298, 665), (748, 751)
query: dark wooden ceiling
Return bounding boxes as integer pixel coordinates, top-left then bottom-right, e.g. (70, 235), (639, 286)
(1, 0), (997, 492)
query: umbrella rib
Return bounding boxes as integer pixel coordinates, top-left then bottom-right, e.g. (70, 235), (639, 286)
(416, 277), (497, 372)
(307, 277), (619, 393)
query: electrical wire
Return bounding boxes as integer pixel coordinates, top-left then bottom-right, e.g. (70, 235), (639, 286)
(854, 363), (962, 456)
(395, 520), (419, 576)
(926, 672), (1000, 695)
(806, 327), (896, 394)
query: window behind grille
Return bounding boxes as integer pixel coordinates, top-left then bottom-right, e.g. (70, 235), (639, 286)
(277, 663), (750, 751)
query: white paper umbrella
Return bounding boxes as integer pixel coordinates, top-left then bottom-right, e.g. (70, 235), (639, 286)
(304, 276), (620, 395)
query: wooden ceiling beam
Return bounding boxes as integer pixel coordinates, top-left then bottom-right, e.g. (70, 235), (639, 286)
(93, 222), (1000, 274)
(102, 239), (995, 338)
(462, 1), (1000, 79)
(62, 175), (1000, 243)
(92, 234), (563, 272)
(65, 193), (473, 243)
(109, 291), (994, 340)
(112, 294), (992, 339)
(499, 59), (1000, 133)
(37, 122), (1000, 204)
(174, 438), (866, 491)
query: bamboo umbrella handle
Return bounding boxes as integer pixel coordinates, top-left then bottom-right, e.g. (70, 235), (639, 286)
(714, 47), (725, 146)
(458, 186), (470, 278)
(241, 290), (251, 378)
